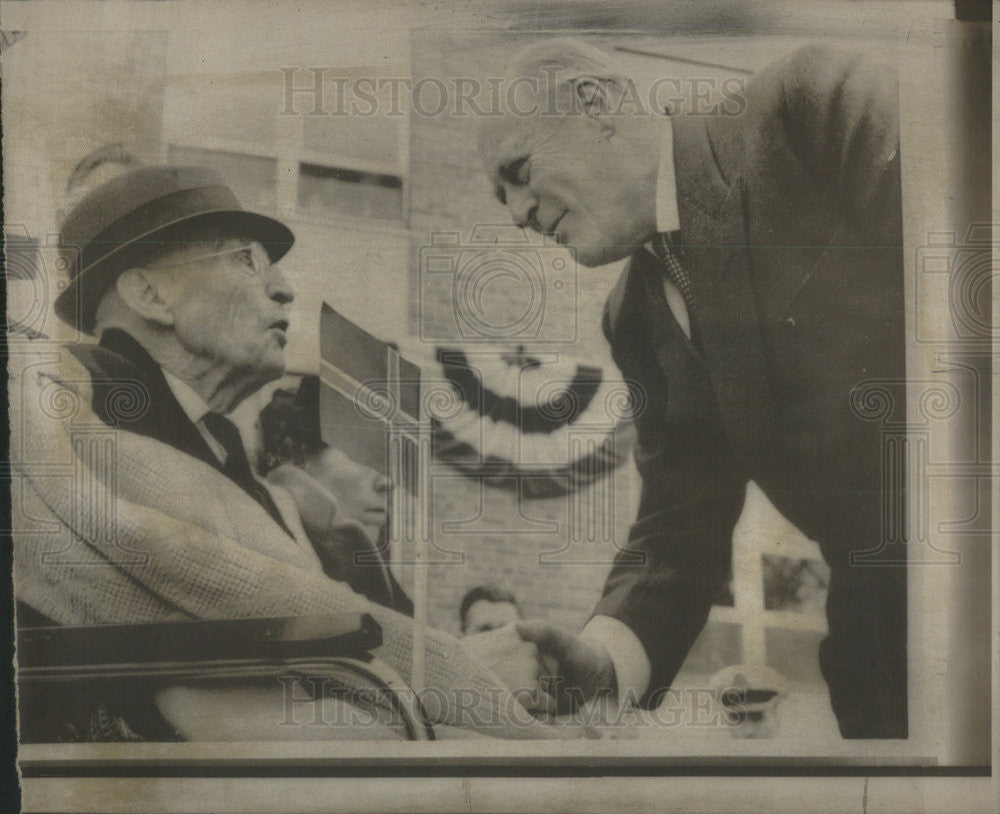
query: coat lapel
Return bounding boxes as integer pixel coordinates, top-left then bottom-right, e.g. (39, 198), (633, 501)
(90, 330), (224, 473)
(671, 116), (774, 462)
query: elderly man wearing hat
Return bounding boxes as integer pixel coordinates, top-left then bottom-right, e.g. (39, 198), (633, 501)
(14, 165), (552, 742)
(53, 165), (298, 537)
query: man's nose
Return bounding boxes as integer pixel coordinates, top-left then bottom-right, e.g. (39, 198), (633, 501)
(266, 266), (295, 305)
(373, 474), (393, 494)
(505, 186), (539, 231)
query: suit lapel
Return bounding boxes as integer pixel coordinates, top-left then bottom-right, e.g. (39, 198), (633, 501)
(630, 249), (695, 367)
(671, 116), (774, 462)
(75, 330), (298, 541)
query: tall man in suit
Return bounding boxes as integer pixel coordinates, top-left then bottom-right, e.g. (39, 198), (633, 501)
(477, 40), (906, 738)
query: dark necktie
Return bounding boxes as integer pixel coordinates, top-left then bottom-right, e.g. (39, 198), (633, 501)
(650, 231), (700, 346)
(202, 412), (295, 539)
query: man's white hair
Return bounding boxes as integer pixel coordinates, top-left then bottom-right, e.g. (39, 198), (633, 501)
(503, 37), (627, 87)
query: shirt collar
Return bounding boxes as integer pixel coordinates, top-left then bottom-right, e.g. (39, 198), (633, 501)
(643, 116), (681, 257)
(655, 115), (681, 234)
(161, 368), (214, 425)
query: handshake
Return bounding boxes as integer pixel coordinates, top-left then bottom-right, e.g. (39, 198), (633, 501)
(463, 621), (618, 715)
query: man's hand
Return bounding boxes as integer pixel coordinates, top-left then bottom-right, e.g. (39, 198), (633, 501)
(462, 623), (556, 714)
(516, 620), (617, 714)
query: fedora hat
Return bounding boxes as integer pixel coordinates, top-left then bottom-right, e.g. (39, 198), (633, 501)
(54, 165), (295, 333)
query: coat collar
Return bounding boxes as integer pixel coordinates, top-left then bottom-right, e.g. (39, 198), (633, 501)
(606, 113), (739, 339)
(76, 329), (225, 472)
(606, 115), (774, 462)
(674, 116), (775, 461)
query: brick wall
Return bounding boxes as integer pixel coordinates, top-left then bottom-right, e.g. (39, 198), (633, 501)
(393, 460), (640, 638)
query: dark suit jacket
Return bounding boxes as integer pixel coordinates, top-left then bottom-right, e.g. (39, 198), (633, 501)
(595, 45), (906, 737)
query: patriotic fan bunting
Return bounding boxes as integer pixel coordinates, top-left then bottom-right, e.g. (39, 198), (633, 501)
(420, 344), (638, 498)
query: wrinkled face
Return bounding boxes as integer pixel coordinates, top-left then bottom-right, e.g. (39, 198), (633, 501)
(152, 238), (294, 389)
(463, 599), (521, 635)
(305, 447), (390, 538)
(478, 106), (651, 267)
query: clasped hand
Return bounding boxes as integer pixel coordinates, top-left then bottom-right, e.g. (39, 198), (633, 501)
(463, 620), (616, 715)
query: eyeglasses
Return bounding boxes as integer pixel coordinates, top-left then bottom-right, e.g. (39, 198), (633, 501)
(148, 243), (274, 282)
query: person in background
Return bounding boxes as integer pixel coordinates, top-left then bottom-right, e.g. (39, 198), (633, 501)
(459, 585), (521, 636)
(257, 376), (413, 615)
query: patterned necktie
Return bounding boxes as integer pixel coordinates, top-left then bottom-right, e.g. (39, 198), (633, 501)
(651, 231), (700, 346)
(202, 412), (295, 539)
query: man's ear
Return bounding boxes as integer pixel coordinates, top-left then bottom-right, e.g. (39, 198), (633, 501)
(115, 268), (175, 326)
(570, 76), (617, 137)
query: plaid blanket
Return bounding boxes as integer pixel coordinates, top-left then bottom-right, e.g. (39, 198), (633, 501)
(11, 346), (560, 739)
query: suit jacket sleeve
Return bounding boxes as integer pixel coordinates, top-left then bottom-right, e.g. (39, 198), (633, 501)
(593, 278), (746, 708)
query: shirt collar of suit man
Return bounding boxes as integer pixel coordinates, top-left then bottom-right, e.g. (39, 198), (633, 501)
(655, 116), (681, 235)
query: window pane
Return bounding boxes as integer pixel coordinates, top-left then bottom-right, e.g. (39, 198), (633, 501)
(166, 145), (278, 212)
(298, 162), (402, 221)
(164, 74), (281, 151)
(301, 84), (401, 165)
(765, 628), (825, 683)
(682, 621), (742, 674)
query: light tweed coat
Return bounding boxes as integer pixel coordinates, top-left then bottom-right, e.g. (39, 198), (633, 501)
(11, 346), (560, 739)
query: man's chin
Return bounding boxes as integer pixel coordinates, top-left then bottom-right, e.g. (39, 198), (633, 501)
(263, 360), (287, 384)
(573, 243), (635, 269)
(249, 356), (287, 389)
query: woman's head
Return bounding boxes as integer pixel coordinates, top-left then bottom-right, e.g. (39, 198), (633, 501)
(258, 376), (325, 474)
(258, 376), (390, 535)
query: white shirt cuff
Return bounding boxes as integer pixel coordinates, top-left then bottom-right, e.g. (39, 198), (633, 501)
(579, 615), (651, 706)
